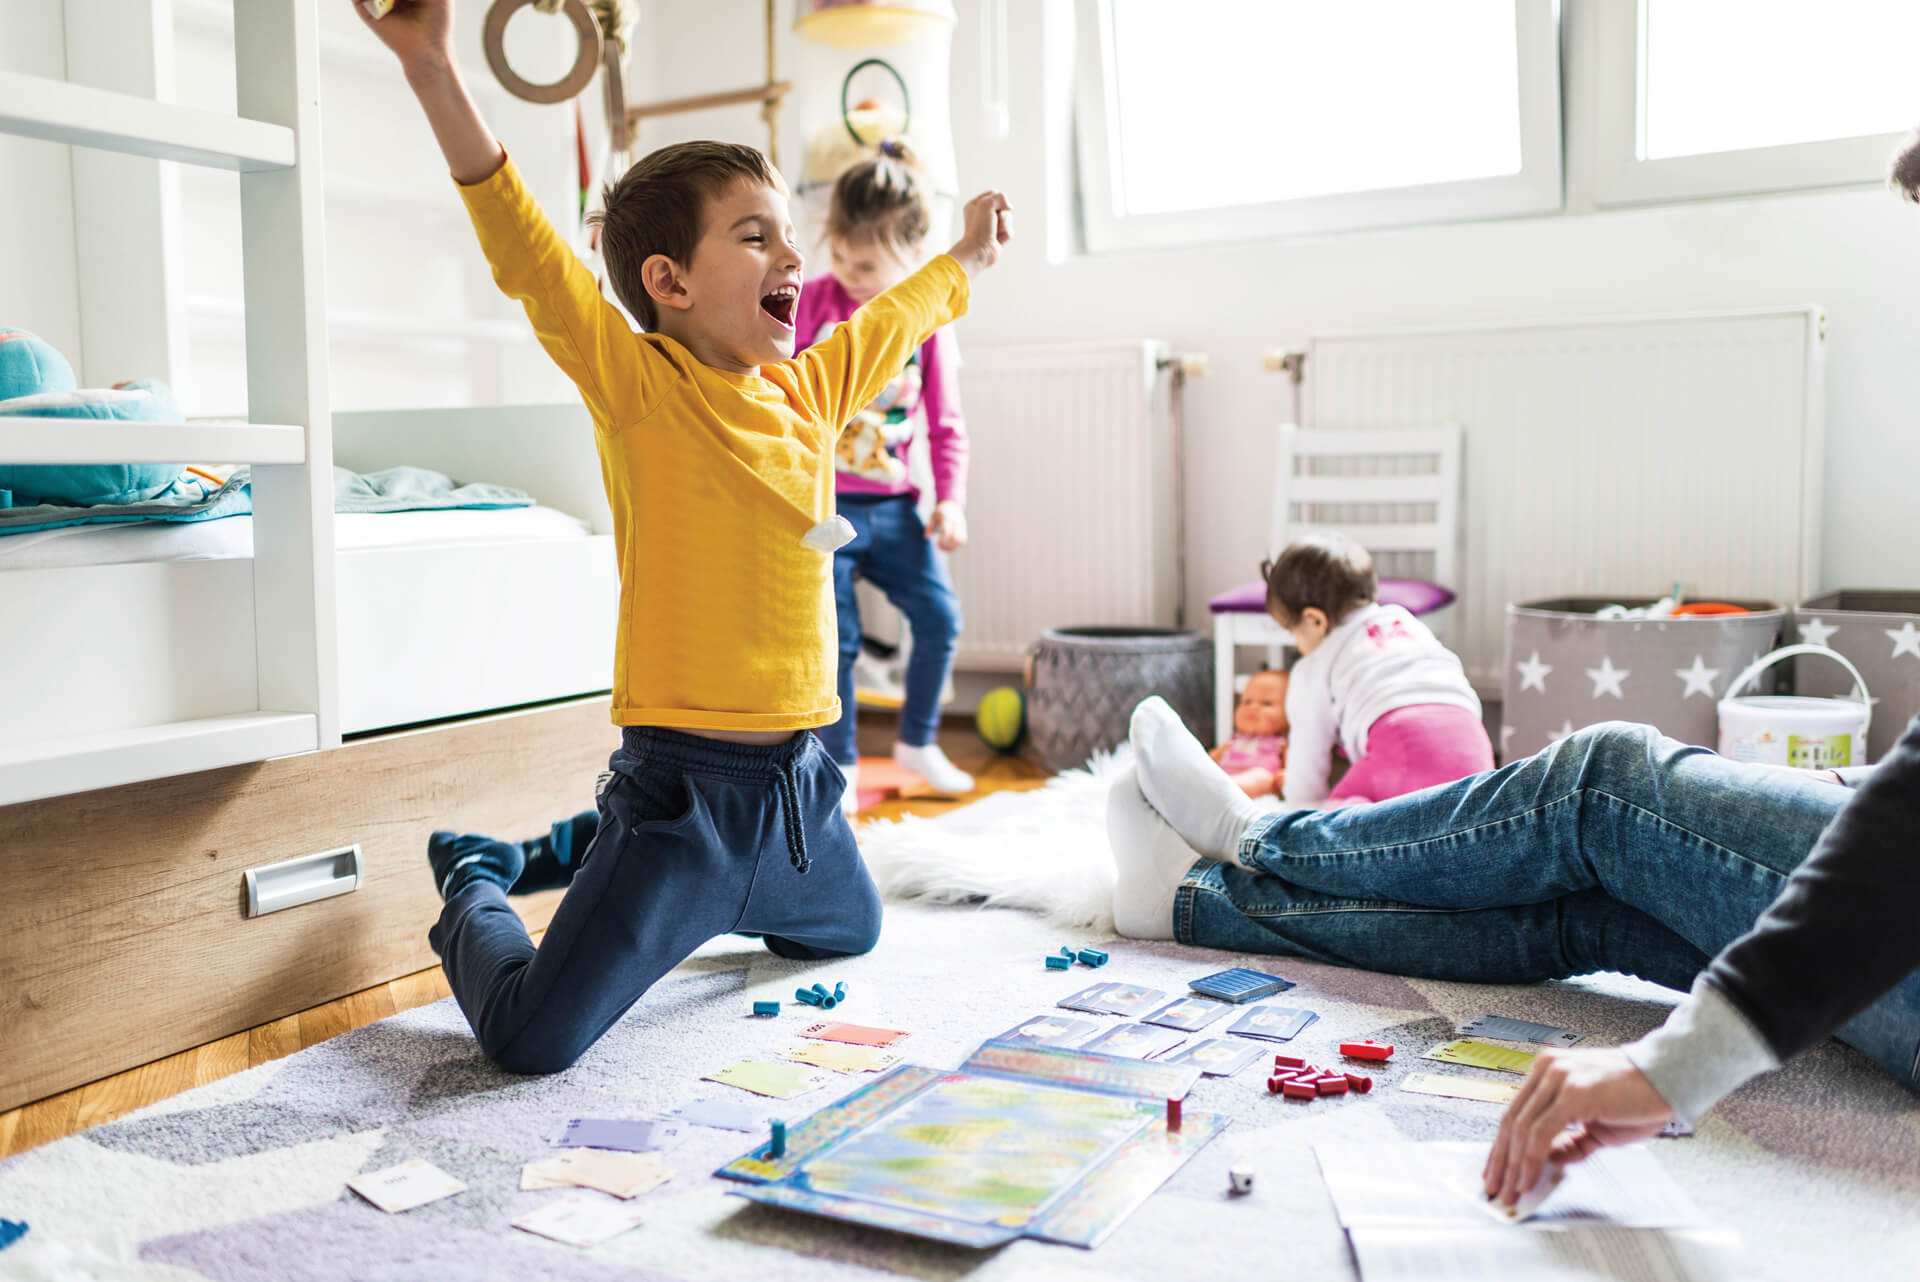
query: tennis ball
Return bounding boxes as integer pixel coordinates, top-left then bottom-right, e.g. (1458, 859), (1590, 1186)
(976, 686), (1026, 753)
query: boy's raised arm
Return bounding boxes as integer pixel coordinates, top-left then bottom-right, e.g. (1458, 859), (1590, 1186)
(356, 0), (647, 422)
(794, 191), (1011, 430)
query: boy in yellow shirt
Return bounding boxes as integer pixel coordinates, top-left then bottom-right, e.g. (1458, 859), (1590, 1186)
(358, 0), (1010, 1073)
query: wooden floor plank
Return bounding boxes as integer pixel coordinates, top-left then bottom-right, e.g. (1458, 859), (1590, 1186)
(0, 736), (1049, 1154)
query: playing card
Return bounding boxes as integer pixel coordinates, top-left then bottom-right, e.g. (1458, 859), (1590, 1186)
(781, 1042), (902, 1073)
(668, 1097), (767, 1132)
(1459, 1014), (1586, 1049)
(1401, 1072), (1520, 1104)
(1080, 1022), (1188, 1060)
(525, 1149), (670, 1199)
(704, 1059), (833, 1099)
(1226, 1004), (1319, 1042)
(798, 1022), (909, 1047)
(1161, 1037), (1269, 1077)
(992, 1015), (1102, 1047)
(1424, 1039), (1538, 1075)
(346, 1160), (465, 1213)
(1055, 983), (1118, 1014)
(1187, 967), (1296, 1003)
(549, 1117), (684, 1152)
(1142, 995), (1235, 1032)
(512, 1194), (646, 1247)
(1082, 984), (1167, 1017)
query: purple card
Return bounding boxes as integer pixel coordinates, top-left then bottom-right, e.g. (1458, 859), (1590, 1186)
(1080, 1023), (1188, 1060)
(550, 1117), (684, 1151)
(1162, 1037), (1268, 1077)
(1056, 983), (1118, 1014)
(1142, 996), (1235, 1032)
(994, 1015), (1102, 1048)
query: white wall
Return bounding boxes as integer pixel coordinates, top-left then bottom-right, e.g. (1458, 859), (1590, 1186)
(2, 0), (82, 366)
(640, 0), (1920, 628)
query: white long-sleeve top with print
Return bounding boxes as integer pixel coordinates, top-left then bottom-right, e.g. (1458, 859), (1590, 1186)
(1281, 602), (1482, 805)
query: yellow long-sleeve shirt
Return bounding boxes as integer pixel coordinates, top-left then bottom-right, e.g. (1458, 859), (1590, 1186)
(458, 158), (969, 731)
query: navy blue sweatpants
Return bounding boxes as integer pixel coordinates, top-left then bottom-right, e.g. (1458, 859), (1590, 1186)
(428, 727), (882, 1075)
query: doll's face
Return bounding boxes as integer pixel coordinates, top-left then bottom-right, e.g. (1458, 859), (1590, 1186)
(1235, 670), (1289, 736)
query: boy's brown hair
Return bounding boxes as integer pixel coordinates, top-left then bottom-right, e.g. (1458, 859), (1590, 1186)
(826, 141), (931, 252)
(1263, 532), (1377, 627)
(1892, 128), (1920, 203)
(590, 141), (782, 330)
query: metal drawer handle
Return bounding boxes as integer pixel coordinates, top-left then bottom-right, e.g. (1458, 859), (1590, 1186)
(244, 845), (363, 918)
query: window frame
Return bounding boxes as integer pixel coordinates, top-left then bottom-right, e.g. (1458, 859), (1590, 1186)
(1071, 0), (1565, 253)
(1588, 0), (1913, 209)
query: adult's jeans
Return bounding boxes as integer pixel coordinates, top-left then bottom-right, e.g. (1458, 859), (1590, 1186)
(1179, 721), (1919, 1089)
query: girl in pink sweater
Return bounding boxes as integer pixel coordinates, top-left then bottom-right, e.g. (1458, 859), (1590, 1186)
(797, 146), (974, 811)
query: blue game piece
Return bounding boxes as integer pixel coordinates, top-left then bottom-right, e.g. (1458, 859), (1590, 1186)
(796, 986), (823, 1006)
(0, 1219), (25, 1252)
(1077, 948), (1109, 967)
(753, 1001), (781, 1017)
(1058, 946), (1076, 960)
(832, 981), (847, 1002)
(768, 1120), (787, 1159)
(1188, 967), (1295, 1003)
(1045, 954), (1071, 969)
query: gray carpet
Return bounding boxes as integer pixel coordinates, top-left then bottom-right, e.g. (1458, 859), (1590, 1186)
(2, 896), (1916, 1279)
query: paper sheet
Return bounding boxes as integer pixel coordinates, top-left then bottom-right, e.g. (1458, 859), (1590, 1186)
(1313, 1142), (1705, 1230)
(1402, 1072), (1520, 1105)
(1348, 1226), (1743, 1282)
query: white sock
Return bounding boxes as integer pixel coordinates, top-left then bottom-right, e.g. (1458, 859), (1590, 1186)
(894, 741), (975, 797)
(1106, 766), (1202, 940)
(840, 761), (861, 815)
(1130, 696), (1263, 863)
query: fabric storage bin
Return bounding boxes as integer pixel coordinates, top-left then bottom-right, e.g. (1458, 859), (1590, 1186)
(1790, 591), (1920, 762)
(1500, 598), (1784, 761)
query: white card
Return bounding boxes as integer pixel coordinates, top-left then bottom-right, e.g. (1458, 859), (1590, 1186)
(513, 1193), (646, 1247)
(346, 1159), (466, 1213)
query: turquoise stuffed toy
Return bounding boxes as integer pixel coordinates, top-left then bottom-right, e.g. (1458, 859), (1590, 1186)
(0, 328), (185, 509)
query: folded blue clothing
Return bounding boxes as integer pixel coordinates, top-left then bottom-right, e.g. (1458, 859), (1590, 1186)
(0, 465), (533, 535)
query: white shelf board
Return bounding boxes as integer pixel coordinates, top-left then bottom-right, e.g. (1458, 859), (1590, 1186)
(0, 713), (318, 808)
(0, 418), (305, 465)
(0, 69), (294, 172)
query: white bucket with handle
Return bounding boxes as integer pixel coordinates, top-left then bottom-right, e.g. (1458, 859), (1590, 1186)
(1718, 644), (1872, 769)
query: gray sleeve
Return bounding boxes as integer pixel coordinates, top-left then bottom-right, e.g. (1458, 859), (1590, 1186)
(1621, 977), (1780, 1126)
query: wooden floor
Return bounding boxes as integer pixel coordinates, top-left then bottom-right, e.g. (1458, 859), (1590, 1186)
(0, 726), (1048, 1160)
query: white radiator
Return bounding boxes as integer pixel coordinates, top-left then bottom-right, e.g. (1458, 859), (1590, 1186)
(950, 340), (1178, 671)
(1306, 309), (1826, 691)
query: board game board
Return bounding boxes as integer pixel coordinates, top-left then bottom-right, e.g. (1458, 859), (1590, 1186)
(716, 1041), (1228, 1248)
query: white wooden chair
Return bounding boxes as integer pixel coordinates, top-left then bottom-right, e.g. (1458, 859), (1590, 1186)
(1209, 424), (1464, 745)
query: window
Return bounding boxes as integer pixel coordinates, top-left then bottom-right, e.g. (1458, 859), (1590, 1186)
(1591, 0), (1920, 207)
(1073, 0), (1563, 251)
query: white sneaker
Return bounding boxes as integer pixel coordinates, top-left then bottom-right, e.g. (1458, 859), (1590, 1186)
(893, 742), (975, 798)
(840, 760), (861, 815)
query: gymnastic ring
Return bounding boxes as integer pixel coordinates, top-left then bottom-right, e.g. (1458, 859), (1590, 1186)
(483, 0), (602, 106)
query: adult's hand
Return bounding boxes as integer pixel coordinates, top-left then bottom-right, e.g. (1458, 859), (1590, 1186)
(1482, 1048), (1675, 1209)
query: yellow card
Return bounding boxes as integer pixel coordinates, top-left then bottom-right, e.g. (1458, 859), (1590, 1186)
(525, 1149), (670, 1199)
(1423, 1038), (1539, 1075)
(703, 1059), (833, 1099)
(1402, 1072), (1521, 1104)
(780, 1042), (903, 1074)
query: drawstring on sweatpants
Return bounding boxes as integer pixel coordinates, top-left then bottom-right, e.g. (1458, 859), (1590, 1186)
(775, 756), (811, 873)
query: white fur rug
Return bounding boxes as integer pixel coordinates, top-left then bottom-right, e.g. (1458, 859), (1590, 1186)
(855, 748), (1130, 934)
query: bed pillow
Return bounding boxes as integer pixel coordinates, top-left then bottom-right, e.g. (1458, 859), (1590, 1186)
(0, 380), (187, 509)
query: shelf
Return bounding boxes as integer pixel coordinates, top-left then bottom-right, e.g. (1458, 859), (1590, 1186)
(0, 713), (318, 808)
(0, 418), (305, 465)
(0, 69), (295, 172)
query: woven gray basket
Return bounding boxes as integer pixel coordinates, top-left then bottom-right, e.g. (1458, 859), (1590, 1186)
(1026, 627), (1214, 773)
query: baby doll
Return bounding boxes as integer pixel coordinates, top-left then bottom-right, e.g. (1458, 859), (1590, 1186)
(1209, 668), (1289, 799)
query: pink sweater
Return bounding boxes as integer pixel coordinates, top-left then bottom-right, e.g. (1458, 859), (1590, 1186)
(794, 272), (969, 508)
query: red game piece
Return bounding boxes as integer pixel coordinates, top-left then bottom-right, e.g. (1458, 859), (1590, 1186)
(1266, 1075), (1285, 1095)
(1340, 1040), (1394, 1061)
(1281, 1081), (1317, 1101)
(1345, 1072), (1373, 1093)
(1166, 1097), (1183, 1131)
(1274, 1054), (1306, 1068)
(1316, 1076), (1349, 1096)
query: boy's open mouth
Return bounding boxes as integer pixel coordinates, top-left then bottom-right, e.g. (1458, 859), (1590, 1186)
(761, 285), (798, 328)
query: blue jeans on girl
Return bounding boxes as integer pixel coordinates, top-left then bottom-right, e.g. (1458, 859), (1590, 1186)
(818, 493), (963, 766)
(1179, 722), (1920, 1089)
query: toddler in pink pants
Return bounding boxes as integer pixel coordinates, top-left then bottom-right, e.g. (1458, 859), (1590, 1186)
(1262, 533), (1492, 805)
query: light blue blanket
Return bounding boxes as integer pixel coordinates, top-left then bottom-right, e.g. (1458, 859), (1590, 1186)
(0, 466), (532, 535)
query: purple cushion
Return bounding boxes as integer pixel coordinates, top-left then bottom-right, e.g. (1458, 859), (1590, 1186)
(1208, 577), (1455, 616)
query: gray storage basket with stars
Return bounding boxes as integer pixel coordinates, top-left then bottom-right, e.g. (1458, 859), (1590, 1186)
(1499, 598), (1785, 762)
(1790, 591), (1920, 763)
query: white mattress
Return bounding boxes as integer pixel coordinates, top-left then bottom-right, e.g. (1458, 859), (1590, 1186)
(0, 505), (592, 573)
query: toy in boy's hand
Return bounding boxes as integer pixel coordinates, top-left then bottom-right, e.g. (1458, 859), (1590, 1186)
(361, 0), (396, 17)
(1209, 668), (1288, 799)
(946, 190), (1013, 276)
